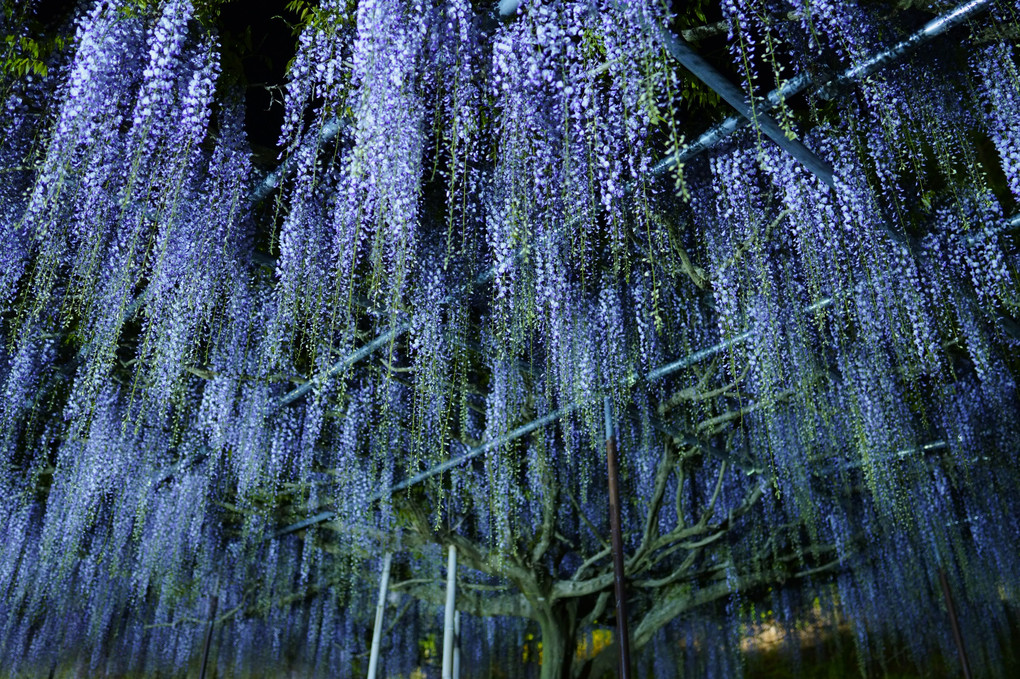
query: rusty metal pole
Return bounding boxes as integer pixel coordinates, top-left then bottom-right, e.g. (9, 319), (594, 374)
(604, 397), (632, 678)
(938, 567), (973, 679)
(198, 589), (219, 679)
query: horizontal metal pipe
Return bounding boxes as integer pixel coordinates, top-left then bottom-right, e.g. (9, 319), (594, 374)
(650, 19), (834, 187)
(818, 0), (991, 100)
(248, 118), (347, 205)
(271, 403), (582, 538)
(967, 212), (1020, 244)
(644, 330), (755, 383)
(271, 295), (831, 537)
(652, 0), (991, 176)
(276, 324), (409, 409)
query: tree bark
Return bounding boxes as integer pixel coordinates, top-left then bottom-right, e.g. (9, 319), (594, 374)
(537, 607), (576, 679)
(577, 641), (618, 679)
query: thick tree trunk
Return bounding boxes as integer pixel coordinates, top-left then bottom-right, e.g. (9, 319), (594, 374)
(538, 609), (576, 679)
(576, 641), (618, 679)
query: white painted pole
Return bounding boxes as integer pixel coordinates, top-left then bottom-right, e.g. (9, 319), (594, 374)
(442, 545), (457, 679)
(366, 552), (393, 679)
(452, 610), (461, 679)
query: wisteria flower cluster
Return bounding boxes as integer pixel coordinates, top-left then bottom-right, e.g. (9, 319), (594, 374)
(0, 0), (1019, 676)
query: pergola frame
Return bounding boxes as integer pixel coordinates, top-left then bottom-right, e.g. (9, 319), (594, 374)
(269, 0), (1003, 538)
(229, 4), (1004, 675)
(2, 1), (1014, 676)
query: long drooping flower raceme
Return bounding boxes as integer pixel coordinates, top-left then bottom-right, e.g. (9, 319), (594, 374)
(1, 0), (1020, 676)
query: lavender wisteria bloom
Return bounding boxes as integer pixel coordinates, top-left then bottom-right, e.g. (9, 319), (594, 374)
(1, 1), (1019, 677)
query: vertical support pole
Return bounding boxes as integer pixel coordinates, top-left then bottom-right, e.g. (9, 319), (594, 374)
(198, 588), (219, 679)
(442, 544), (458, 679)
(366, 552), (393, 679)
(604, 397), (632, 678)
(938, 568), (972, 679)
(452, 610), (461, 679)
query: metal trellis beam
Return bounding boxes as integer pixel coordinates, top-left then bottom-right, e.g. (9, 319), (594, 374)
(648, 22), (836, 187)
(248, 118), (347, 205)
(271, 294), (830, 537)
(271, 0), (998, 412)
(817, 0), (992, 100)
(651, 0), (992, 176)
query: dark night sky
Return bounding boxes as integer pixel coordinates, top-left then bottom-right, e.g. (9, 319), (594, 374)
(25, 0), (733, 155)
(28, 0), (297, 153)
(218, 0), (294, 153)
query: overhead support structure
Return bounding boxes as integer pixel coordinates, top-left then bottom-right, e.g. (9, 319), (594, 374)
(272, 240), (1013, 538)
(272, 12), (839, 413)
(274, 14), (837, 411)
(651, 0), (993, 176)
(645, 18), (835, 187)
(272, 293), (822, 537)
(246, 2), (991, 218)
(248, 118), (347, 205)
(266, 0), (1015, 542)
(272, 186), (1019, 541)
(271, 7), (836, 413)
(144, 0), (1002, 427)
